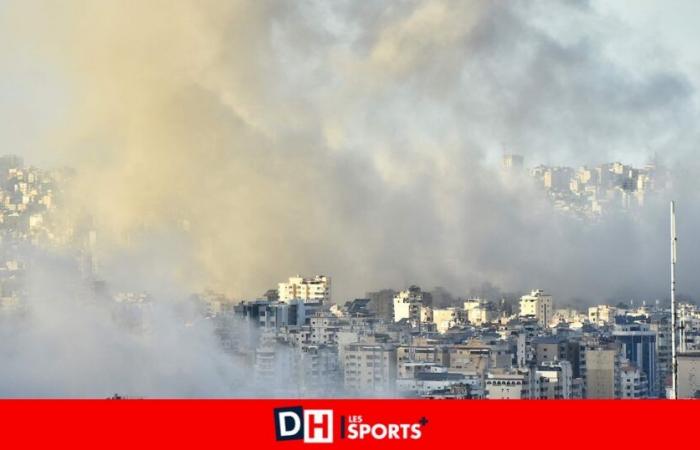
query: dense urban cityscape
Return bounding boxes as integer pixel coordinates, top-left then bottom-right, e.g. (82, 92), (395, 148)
(0, 154), (696, 399)
(231, 279), (700, 399)
(504, 154), (669, 219)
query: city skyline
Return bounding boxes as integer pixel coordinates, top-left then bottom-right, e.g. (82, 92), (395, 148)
(2, 0), (700, 399)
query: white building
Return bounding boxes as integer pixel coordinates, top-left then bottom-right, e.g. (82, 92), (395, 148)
(519, 289), (553, 328)
(620, 363), (648, 399)
(537, 360), (573, 399)
(393, 287), (432, 325)
(278, 275), (331, 304)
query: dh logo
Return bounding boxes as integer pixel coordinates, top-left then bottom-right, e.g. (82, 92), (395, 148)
(274, 406), (333, 444)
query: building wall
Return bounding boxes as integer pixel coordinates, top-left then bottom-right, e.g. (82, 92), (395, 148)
(432, 308), (457, 333)
(484, 374), (527, 399)
(678, 353), (700, 398)
(343, 344), (397, 393)
(519, 290), (553, 328)
(278, 275), (331, 304)
(585, 348), (620, 399)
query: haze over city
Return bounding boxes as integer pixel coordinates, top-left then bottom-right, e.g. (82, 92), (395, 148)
(2, 0), (700, 398)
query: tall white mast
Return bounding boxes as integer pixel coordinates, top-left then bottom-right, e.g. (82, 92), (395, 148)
(670, 201), (678, 399)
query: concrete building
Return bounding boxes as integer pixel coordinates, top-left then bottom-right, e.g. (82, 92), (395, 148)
(588, 305), (618, 326)
(464, 299), (498, 325)
(295, 344), (341, 395)
(396, 345), (448, 366)
(278, 275), (331, 304)
(678, 352), (700, 398)
(549, 308), (586, 328)
(448, 339), (511, 378)
(585, 346), (621, 399)
(620, 362), (648, 399)
(533, 336), (567, 364)
(365, 289), (396, 322)
(397, 366), (480, 398)
(235, 298), (309, 329)
(393, 286), (432, 326)
(519, 289), (553, 328)
(537, 360), (573, 399)
(650, 316), (672, 396)
(484, 368), (537, 399)
(308, 314), (341, 345)
(343, 343), (397, 393)
(432, 307), (462, 333)
(254, 332), (295, 390)
(397, 361), (440, 380)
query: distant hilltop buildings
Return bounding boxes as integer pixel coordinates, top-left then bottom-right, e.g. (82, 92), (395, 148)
(502, 154), (668, 218)
(0, 154), (60, 243)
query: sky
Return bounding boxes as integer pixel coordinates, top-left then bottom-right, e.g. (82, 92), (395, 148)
(1, 0), (700, 305)
(2, 1), (699, 167)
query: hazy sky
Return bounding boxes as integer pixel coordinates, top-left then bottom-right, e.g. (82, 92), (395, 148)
(1, 0), (699, 304)
(2, 0), (699, 167)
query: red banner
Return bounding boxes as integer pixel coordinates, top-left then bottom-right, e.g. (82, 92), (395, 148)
(0, 400), (695, 448)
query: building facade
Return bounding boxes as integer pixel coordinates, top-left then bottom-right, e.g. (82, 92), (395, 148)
(278, 275), (331, 304)
(519, 289), (553, 328)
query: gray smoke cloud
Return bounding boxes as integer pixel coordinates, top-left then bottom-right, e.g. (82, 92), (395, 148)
(0, 0), (700, 398)
(0, 247), (246, 397)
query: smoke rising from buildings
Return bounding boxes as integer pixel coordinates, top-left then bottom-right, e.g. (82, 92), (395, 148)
(0, 248), (243, 397)
(2, 1), (700, 396)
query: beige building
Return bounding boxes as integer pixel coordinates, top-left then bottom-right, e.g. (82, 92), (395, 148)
(397, 345), (448, 366)
(432, 308), (462, 333)
(448, 339), (511, 378)
(588, 305), (618, 326)
(278, 275), (331, 304)
(463, 299), (497, 325)
(519, 289), (553, 327)
(343, 343), (397, 393)
(484, 368), (536, 399)
(585, 346), (621, 399)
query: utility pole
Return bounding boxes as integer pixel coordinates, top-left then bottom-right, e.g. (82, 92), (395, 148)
(670, 201), (678, 399)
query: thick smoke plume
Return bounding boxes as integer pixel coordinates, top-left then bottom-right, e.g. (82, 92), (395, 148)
(1, 0), (700, 304)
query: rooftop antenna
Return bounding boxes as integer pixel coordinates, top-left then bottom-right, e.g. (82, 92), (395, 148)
(670, 200), (678, 399)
